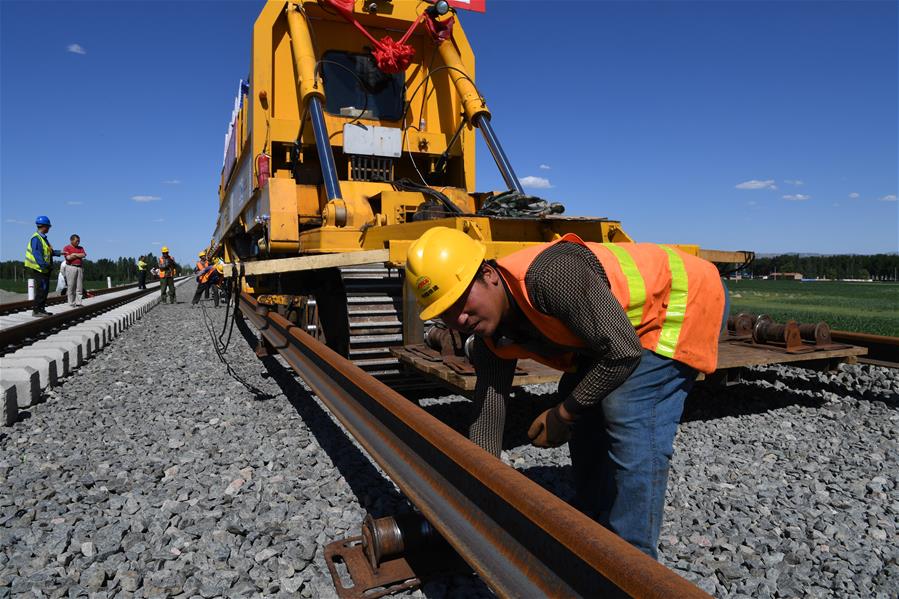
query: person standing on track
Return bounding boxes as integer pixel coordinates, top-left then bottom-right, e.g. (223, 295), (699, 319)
(62, 234), (86, 307)
(137, 256), (148, 289)
(158, 246), (177, 304)
(405, 227), (728, 559)
(24, 215), (61, 317)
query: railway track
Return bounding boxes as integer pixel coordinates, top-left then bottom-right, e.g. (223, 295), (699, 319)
(832, 330), (899, 368)
(0, 278), (189, 424)
(240, 291), (710, 598)
(0, 281), (140, 317)
(1, 280), (895, 597)
(1, 285), (156, 354)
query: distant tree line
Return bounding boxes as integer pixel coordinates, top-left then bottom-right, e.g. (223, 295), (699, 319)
(0, 254), (194, 283)
(747, 254), (899, 281)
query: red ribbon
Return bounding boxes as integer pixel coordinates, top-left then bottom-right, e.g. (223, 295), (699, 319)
(321, 0), (452, 74)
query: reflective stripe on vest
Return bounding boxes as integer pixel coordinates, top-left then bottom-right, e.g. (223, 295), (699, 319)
(24, 232), (51, 273)
(655, 246), (689, 359)
(604, 243), (646, 326)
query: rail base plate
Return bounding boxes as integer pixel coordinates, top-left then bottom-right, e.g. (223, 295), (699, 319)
(324, 536), (419, 599)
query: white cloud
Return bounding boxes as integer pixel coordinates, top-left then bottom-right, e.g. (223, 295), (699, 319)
(783, 194), (811, 201)
(520, 176), (553, 189)
(131, 195), (161, 202)
(880, 194), (897, 202)
(153, 218), (165, 222)
(162, 179), (181, 185)
(5, 218), (28, 225)
(784, 179), (804, 186)
(735, 179), (777, 190)
(539, 164), (551, 170)
(833, 203), (840, 208)
(746, 200), (758, 207)
(848, 192), (860, 199)
(66, 201), (83, 205)
(67, 43), (86, 55)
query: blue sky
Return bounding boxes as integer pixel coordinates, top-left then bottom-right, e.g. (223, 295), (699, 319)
(1, 0), (896, 260)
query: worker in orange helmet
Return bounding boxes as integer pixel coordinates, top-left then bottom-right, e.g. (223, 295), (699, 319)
(405, 227), (728, 559)
(158, 246), (177, 304)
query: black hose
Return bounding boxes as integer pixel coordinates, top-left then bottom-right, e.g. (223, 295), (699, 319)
(392, 177), (463, 215)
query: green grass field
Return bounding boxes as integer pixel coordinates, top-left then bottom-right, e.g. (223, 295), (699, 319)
(0, 278), (131, 295)
(727, 279), (899, 336)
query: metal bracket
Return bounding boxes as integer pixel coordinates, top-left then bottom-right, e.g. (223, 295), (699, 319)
(324, 537), (419, 599)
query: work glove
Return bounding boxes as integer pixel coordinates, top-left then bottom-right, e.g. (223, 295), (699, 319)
(527, 405), (575, 448)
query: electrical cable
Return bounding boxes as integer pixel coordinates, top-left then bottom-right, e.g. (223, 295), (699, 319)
(392, 177), (463, 215)
(199, 273), (273, 400)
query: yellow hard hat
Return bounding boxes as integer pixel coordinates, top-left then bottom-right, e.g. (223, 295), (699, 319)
(161, 246), (169, 253)
(198, 251), (206, 257)
(405, 227), (486, 320)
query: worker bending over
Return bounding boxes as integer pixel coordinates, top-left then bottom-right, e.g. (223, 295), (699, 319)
(158, 247), (177, 304)
(192, 254), (222, 308)
(405, 227), (726, 558)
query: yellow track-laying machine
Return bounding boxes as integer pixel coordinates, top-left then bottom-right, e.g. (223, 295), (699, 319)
(212, 0), (865, 388)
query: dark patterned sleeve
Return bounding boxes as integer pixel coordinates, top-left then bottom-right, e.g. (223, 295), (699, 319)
(468, 335), (516, 456)
(525, 243), (642, 415)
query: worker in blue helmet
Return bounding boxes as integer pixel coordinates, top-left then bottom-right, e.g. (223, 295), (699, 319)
(24, 216), (62, 317)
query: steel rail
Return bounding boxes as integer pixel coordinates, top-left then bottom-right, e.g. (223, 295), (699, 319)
(0, 281), (140, 316)
(832, 330), (899, 368)
(0, 286), (157, 351)
(239, 292), (709, 599)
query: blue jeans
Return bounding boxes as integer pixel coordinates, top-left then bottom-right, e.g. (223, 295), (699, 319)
(566, 350), (696, 559)
(564, 279), (729, 558)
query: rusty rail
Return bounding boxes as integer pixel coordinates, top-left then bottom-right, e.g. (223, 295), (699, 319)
(238, 292), (709, 598)
(832, 330), (899, 368)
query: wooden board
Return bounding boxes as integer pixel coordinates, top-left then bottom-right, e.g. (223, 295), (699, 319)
(393, 341), (868, 393)
(715, 339), (867, 369)
(392, 346), (560, 392)
(223, 249), (389, 277)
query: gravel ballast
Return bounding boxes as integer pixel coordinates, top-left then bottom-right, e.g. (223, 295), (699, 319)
(1, 282), (896, 598)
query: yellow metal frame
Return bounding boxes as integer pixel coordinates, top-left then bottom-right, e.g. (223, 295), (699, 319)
(216, 1), (750, 298)
(218, 1), (489, 257)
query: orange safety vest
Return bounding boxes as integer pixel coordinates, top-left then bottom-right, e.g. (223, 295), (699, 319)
(159, 255), (175, 278)
(483, 234), (725, 374)
(198, 265), (216, 284)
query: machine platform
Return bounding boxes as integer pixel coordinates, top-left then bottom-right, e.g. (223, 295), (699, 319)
(392, 339), (868, 393)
